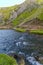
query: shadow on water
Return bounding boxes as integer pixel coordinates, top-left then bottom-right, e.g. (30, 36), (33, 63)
(0, 30), (43, 65)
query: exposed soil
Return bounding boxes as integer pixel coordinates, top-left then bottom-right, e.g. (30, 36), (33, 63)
(0, 23), (13, 29)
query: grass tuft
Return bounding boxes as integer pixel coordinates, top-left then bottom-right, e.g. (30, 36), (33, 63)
(0, 54), (18, 65)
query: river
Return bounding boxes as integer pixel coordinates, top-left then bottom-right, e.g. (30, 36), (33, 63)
(0, 30), (43, 65)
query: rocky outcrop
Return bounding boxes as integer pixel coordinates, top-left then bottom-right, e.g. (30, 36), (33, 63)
(16, 0), (38, 15)
(0, 13), (4, 23)
(17, 3), (28, 15)
(9, 10), (17, 22)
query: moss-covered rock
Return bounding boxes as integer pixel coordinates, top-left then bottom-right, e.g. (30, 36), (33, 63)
(0, 54), (18, 65)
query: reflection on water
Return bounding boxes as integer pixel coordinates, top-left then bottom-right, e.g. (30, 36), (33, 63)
(0, 30), (43, 65)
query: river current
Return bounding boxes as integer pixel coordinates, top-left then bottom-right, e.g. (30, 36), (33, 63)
(0, 30), (43, 65)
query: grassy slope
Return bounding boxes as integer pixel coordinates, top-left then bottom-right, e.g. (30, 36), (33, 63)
(12, 8), (37, 26)
(12, 4), (43, 26)
(37, 8), (43, 20)
(38, 13), (43, 20)
(0, 0), (43, 34)
(0, 5), (19, 21)
(30, 6), (43, 34)
(36, 0), (43, 4)
(13, 5), (43, 34)
(0, 54), (17, 65)
(36, 0), (43, 20)
(30, 30), (43, 34)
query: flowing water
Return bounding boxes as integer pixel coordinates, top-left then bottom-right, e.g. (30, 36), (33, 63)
(0, 30), (43, 65)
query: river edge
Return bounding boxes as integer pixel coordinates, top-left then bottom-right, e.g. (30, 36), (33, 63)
(0, 28), (43, 35)
(0, 26), (43, 35)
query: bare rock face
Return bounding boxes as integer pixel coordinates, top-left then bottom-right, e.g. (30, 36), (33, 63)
(25, 0), (36, 4)
(17, 3), (27, 15)
(0, 13), (7, 25)
(0, 13), (4, 24)
(9, 1), (29, 21)
(16, 0), (38, 15)
(9, 10), (17, 21)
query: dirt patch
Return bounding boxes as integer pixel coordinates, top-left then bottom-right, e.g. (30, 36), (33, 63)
(0, 24), (13, 29)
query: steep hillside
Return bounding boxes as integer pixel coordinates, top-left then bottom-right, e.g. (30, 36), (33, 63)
(0, 5), (19, 25)
(12, 4), (43, 27)
(37, 8), (43, 20)
(0, 0), (43, 34)
(12, 4), (38, 26)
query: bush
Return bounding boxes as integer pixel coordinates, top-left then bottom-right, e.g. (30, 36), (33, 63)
(0, 54), (18, 65)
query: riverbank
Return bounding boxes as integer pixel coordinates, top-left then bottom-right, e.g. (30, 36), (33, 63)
(14, 27), (43, 35)
(15, 18), (43, 34)
(0, 25), (43, 35)
(0, 24), (13, 29)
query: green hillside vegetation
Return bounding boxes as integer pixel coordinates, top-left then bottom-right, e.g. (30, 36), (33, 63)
(0, 0), (43, 34)
(30, 30), (43, 34)
(0, 54), (17, 65)
(12, 4), (43, 27)
(13, 5), (43, 34)
(0, 5), (19, 14)
(12, 8), (37, 26)
(36, 0), (43, 4)
(0, 5), (19, 22)
(37, 12), (43, 20)
(37, 5), (43, 20)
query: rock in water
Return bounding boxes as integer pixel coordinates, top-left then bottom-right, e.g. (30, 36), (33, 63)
(8, 52), (25, 65)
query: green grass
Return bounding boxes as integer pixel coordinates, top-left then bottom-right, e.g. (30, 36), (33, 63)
(13, 6), (43, 34)
(36, 0), (43, 4)
(15, 28), (26, 32)
(37, 13), (43, 20)
(37, 8), (43, 20)
(12, 8), (37, 26)
(13, 6), (43, 26)
(0, 5), (19, 22)
(30, 30), (43, 34)
(15, 28), (43, 34)
(0, 54), (18, 65)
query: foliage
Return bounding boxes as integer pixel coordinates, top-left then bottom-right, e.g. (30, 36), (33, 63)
(0, 5), (19, 22)
(0, 54), (18, 65)
(30, 30), (43, 34)
(15, 28), (26, 32)
(37, 8), (43, 20)
(12, 8), (37, 26)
